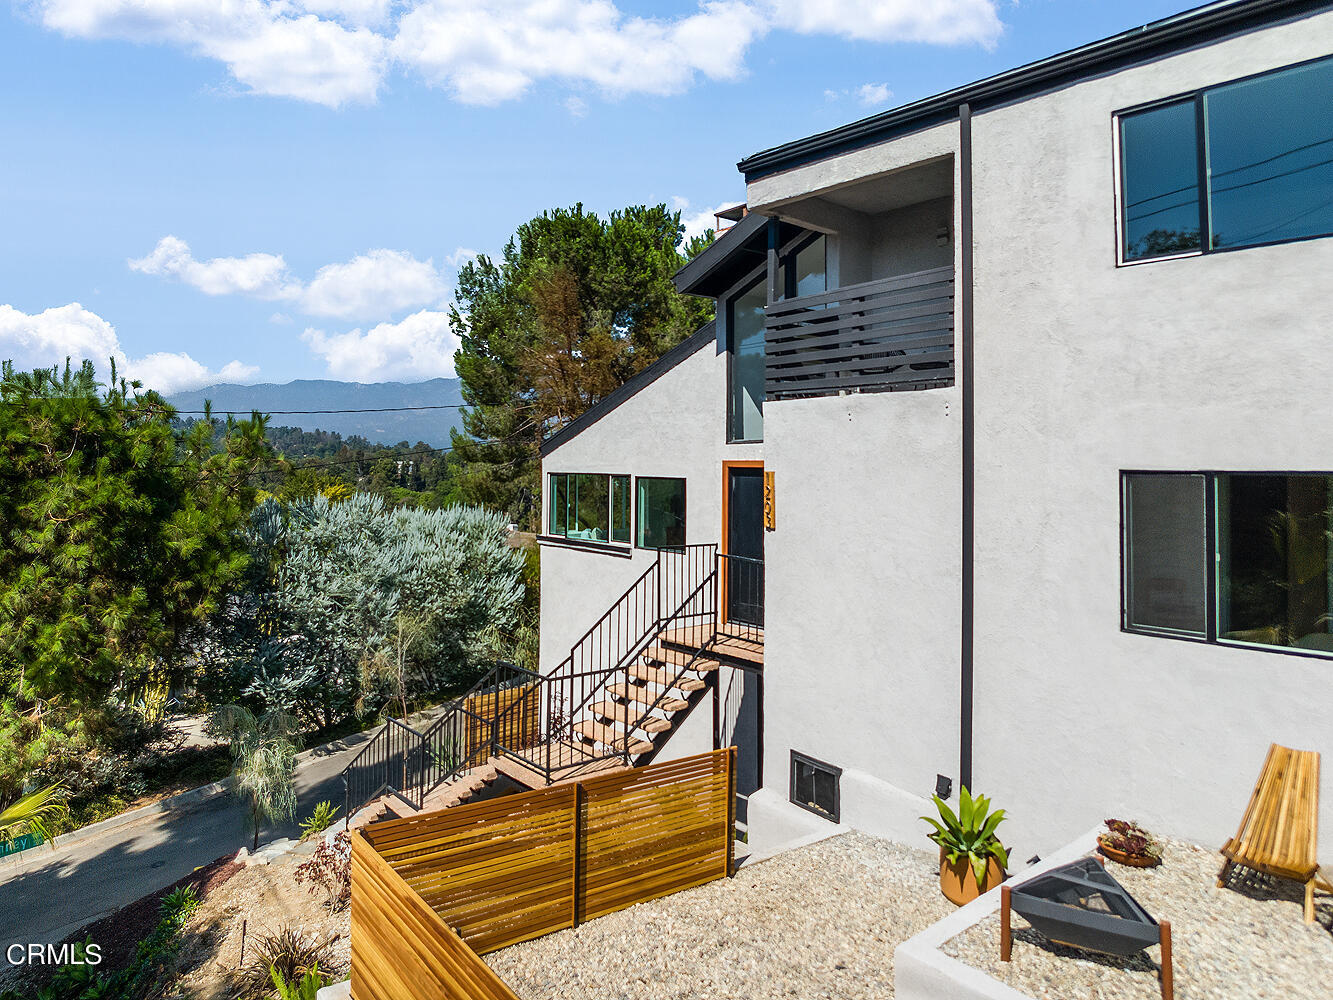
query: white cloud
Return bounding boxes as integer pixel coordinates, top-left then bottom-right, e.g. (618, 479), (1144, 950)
(300, 249), (449, 320)
(770, 0), (1002, 46)
(563, 96), (589, 118)
(0, 302), (258, 393)
(36, 0), (388, 107)
(129, 236), (301, 300)
(131, 237), (451, 321)
(33, 0), (1002, 108)
(302, 309), (459, 381)
(673, 196), (740, 242)
(856, 82), (893, 106)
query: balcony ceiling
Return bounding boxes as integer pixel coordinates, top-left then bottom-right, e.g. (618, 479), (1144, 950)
(815, 157), (953, 215)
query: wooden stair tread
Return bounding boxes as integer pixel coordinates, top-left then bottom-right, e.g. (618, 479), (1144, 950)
(590, 700), (672, 733)
(608, 683), (688, 712)
(628, 662), (706, 691)
(641, 645), (722, 672)
(573, 720), (653, 755)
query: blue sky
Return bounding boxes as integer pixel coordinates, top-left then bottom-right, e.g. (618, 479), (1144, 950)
(0, 0), (1193, 392)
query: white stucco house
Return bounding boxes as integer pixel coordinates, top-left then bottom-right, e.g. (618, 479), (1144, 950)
(535, 0), (1333, 863)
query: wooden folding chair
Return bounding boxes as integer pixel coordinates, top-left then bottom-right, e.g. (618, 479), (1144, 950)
(1217, 743), (1324, 923)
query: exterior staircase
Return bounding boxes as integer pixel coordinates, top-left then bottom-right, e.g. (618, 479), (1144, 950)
(342, 544), (763, 827)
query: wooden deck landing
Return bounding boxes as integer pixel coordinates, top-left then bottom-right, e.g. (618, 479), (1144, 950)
(659, 623), (764, 667)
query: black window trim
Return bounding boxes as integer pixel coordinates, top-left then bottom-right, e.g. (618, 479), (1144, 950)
(633, 475), (688, 551)
(546, 471), (631, 548)
(1120, 468), (1333, 662)
(1113, 52), (1333, 267)
(789, 750), (842, 824)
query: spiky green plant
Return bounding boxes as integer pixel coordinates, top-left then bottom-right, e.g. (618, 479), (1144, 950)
(0, 783), (66, 847)
(270, 963), (328, 1000)
(299, 800), (340, 840)
(921, 786), (1010, 889)
(210, 705), (300, 851)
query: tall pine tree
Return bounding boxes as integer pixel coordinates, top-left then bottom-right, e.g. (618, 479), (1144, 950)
(449, 203), (714, 525)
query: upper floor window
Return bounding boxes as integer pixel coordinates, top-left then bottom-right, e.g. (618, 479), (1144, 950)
(1118, 56), (1333, 262)
(548, 473), (630, 544)
(1122, 471), (1333, 657)
(728, 279), (766, 442)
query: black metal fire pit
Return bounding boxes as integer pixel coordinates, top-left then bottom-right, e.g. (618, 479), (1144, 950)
(1000, 857), (1174, 1000)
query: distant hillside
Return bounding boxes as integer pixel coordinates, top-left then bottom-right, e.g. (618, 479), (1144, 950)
(168, 378), (464, 448)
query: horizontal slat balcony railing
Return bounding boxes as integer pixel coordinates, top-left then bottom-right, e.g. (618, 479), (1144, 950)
(764, 265), (954, 400)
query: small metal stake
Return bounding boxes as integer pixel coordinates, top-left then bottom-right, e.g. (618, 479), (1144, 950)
(1159, 920), (1173, 1000)
(1000, 885), (1012, 962)
(239, 918), (247, 968)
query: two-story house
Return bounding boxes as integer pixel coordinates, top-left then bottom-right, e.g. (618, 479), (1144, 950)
(536, 0), (1333, 861)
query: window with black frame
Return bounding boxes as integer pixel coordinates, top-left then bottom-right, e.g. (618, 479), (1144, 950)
(548, 472), (630, 544)
(636, 477), (686, 549)
(790, 751), (840, 822)
(1118, 56), (1333, 262)
(1122, 471), (1333, 655)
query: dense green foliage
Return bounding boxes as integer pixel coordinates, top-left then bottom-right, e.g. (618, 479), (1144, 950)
(195, 494), (526, 728)
(0, 360), (270, 710)
(449, 203), (714, 525)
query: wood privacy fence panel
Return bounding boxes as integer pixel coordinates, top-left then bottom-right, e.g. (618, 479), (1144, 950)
(357, 748), (735, 965)
(579, 749), (733, 922)
(363, 783), (577, 954)
(350, 832), (519, 1000)
(464, 682), (539, 758)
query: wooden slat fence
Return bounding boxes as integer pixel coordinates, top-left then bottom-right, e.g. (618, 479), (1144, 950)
(351, 748), (735, 1000)
(765, 265), (954, 400)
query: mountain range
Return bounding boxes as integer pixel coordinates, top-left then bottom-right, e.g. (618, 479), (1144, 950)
(168, 378), (464, 448)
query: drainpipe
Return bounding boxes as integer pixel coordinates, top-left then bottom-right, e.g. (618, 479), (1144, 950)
(958, 103), (975, 793)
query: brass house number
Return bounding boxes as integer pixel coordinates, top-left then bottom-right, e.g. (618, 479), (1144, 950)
(763, 471), (776, 531)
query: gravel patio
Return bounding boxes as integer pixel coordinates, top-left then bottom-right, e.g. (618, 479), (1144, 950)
(940, 837), (1332, 1000)
(484, 832), (953, 1000)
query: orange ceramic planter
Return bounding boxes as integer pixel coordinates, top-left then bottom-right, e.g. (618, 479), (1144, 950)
(939, 852), (1006, 905)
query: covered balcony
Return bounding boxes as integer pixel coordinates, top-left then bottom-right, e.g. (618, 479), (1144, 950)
(759, 156), (956, 401)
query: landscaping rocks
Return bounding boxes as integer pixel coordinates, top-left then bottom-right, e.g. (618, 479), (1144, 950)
(485, 832), (952, 999)
(941, 837), (1332, 1000)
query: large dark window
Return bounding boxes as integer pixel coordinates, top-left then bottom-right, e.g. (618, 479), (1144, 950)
(548, 473), (629, 544)
(636, 477), (686, 549)
(790, 751), (840, 823)
(1119, 56), (1333, 261)
(1122, 471), (1333, 656)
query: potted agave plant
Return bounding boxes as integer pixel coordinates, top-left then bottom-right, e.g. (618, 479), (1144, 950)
(922, 786), (1010, 905)
(1097, 818), (1163, 868)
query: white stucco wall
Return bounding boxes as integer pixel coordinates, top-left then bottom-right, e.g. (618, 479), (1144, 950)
(762, 388), (962, 834)
(969, 13), (1333, 855)
(539, 333), (761, 768)
(745, 10), (1333, 862)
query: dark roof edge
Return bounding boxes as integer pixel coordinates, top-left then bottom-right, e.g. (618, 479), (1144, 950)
(539, 321), (716, 458)
(672, 211), (767, 295)
(739, 0), (1330, 181)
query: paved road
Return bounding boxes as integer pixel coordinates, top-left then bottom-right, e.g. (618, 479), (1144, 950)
(0, 723), (412, 946)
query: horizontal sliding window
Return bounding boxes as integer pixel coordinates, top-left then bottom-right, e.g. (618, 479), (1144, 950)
(548, 473), (629, 545)
(1122, 471), (1333, 657)
(1118, 55), (1333, 261)
(636, 477), (686, 549)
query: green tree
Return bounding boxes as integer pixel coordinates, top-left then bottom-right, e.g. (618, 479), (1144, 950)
(0, 359), (272, 713)
(449, 204), (715, 525)
(209, 704), (299, 851)
(0, 782), (66, 846)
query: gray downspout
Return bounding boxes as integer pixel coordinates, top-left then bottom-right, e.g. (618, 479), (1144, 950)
(959, 103), (975, 793)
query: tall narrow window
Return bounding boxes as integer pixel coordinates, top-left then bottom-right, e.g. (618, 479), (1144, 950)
(636, 477), (686, 549)
(611, 475), (631, 544)
(785, 235), (827, 299)
(1120, 100), (1202, 261)
(1218, 474), (1333, 652)
(728, 280), (766, 442)
(1123, 473), (1208, 636)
